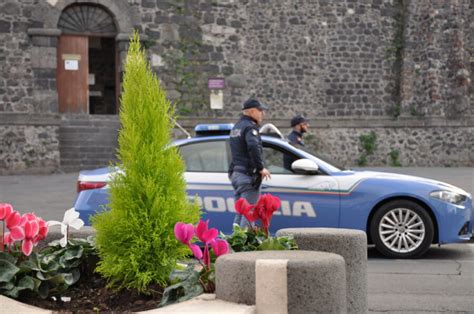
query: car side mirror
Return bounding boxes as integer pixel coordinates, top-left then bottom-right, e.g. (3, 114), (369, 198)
(291, 159), (319, 174)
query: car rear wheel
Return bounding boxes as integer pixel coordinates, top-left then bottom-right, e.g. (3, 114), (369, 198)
(370, 200), (434, 258)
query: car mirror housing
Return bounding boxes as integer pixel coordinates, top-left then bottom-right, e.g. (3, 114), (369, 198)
(291, 159), (319, 174)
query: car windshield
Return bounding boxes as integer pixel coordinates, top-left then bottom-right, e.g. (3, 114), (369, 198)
(292, 145), (343, 172)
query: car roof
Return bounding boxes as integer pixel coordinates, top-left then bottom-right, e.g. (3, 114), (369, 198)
(173, 135), (341, 175)
(173, 135), (287, 146)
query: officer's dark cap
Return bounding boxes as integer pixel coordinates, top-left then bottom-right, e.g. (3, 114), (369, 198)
(291, 115), (308, 127)
(242, 99), (268, 111)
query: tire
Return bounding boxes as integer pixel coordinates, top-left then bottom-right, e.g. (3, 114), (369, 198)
(370, 199), (434, 258)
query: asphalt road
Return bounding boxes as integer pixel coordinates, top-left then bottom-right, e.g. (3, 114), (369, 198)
(0, 167), (473, 312)
(368, 244), (474, 313)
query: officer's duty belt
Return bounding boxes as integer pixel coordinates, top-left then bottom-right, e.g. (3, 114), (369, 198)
(233, 165), (251, 175)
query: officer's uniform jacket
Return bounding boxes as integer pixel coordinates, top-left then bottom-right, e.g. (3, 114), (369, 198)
(229, 115), (264, 174)
(288, 130), (305, 147)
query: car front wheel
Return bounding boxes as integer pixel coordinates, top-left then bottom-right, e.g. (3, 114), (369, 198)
(370, 200), (434, 258)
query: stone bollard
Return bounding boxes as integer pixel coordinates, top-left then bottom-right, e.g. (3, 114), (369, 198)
(276, 228), (367, 313)
(216, 250), (347, 314)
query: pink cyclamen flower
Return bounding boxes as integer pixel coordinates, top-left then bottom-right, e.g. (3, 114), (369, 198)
(9, 224), (25, 242)
(4, 232), (13, 246)
(5, 210), (24, 242)
(188, 243), (203, 259)
(235, 198), (258, 223)
(34, 218), (49, 243)
(203, 245), (211, 268)
(257, 194), (281, 230)
(211, 238), (230, 257)
(174, 222), (195, 245)
(0, 203), (13, 220)
(6, 211), (21, 229)
(21, 218), (39, 256)
(195, 219), (218, 244)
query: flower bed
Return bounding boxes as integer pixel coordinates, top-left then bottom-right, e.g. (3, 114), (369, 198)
(18, 254), (164, 312)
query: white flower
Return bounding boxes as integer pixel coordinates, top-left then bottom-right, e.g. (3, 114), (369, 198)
(48, 208), (84, 247)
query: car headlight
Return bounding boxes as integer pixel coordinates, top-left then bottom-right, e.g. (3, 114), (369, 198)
(430, 190), (467, 205)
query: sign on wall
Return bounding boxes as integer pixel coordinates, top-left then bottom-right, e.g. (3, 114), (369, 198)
(62, 54), (81, 71)
(208, 78), (225, 90)
(210, 90), (224, 109)
(208, 78), (225, 109)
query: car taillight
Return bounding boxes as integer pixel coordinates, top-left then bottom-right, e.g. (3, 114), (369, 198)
(77, 181), (107, 193)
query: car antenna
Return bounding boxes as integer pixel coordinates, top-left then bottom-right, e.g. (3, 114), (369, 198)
(172, 118), (192, 139)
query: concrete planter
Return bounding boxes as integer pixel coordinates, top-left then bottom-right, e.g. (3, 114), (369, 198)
(0, 294), (255, 314)
(216, 250), (347, 314)
(277, 228), (368, 313)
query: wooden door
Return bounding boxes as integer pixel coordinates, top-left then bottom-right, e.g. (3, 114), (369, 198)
(57, 35), (88, 113)
(115, 40), (120, 114)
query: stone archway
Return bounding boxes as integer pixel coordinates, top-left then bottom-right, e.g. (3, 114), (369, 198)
(27, 0), (140, 114)
(56, 3), (118, 114)
(26, 0), (141, 170)
(44, 0), (136, 34)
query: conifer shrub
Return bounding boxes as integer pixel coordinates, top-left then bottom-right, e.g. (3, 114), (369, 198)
(92, 33), (200, 293)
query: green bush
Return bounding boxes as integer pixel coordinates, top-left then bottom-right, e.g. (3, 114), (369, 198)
(389, 149), (402, 167)
(359, 131), (377, 155)
(357, 131), (377, 166)
(223, 224), (298, 252)
(92, 32), (200, 293)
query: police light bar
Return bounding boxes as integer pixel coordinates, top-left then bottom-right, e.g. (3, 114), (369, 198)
(194, 124), (234, 137)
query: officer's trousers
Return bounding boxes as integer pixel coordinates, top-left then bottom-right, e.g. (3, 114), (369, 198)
(230, 171), (261, 228)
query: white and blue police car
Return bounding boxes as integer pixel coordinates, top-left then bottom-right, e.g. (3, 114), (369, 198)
(74, 124), (473, 258)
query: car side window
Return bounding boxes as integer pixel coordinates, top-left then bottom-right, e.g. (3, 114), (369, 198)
(179, 140), (229, 172)
(263, 144), (299, 174)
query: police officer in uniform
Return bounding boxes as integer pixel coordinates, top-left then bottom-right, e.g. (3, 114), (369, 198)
(284, 115), (310, 171)
(228, 99), (271, 228)
(288, 114), (309, 147)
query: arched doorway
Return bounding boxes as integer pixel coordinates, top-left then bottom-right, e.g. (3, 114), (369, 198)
(57, 4), (118, 114)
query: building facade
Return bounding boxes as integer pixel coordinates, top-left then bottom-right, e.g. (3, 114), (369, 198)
(0, 0), (472, 174)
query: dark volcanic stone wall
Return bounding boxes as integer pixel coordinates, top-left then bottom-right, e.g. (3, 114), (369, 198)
(141, 0), (402, 118)
(0, 0), (472, 173)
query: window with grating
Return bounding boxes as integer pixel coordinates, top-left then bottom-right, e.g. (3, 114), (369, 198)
(58, 4), (117, 36)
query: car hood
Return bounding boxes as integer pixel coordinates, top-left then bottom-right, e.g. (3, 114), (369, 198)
(335, 170), (470, 196)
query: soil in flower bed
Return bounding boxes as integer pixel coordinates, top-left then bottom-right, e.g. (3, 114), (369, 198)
(18, 256), (164, 313)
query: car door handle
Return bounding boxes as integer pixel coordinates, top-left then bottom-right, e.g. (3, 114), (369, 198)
(261, 184), (269, 190)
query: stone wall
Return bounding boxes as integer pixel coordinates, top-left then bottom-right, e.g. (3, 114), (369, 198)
(0, 0), (35, 113)
(401, 0), (472, 118)
(312, 125), (474, 168)
(177, 117), (474, 167)
(142, 0), (472, 120)
(0, 0), (472, 173)
(0, 123), (59, 174)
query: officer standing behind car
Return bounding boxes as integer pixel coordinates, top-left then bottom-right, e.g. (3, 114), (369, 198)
(288, 114), (309, 147)
(284, 115), (310, 171)
(229, 99), (271, 228)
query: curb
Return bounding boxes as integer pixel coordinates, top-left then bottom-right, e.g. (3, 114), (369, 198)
(0, 294), (255, 314)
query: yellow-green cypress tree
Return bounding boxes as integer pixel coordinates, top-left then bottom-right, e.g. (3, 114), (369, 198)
(92, 32), (200, 292)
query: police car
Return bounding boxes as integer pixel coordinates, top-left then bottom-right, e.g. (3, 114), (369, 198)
(74, 124), (473, 258)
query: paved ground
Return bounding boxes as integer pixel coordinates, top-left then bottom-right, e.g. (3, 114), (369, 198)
(0, 172), (78, 221)
(0, 167), (473, 313)
(368, 244), (474, 313)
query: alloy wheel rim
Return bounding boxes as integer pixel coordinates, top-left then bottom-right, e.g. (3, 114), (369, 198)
(378, 208), (425, 253)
